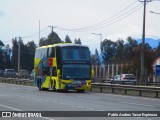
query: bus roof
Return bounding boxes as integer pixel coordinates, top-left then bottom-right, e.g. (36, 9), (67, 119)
(36, 43), (88, 49)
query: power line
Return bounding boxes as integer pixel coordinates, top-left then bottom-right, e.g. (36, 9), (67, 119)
(81, 4), (144, 32)
(57, 3), (143, 32)
(22, 30), (50, 39)
(56, 1), (144, 32)
(60, 0), (138, 31)
(22, 27), (49, 38)
(48, 26), (57, 32)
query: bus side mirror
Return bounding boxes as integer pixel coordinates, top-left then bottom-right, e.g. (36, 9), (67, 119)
(91, 69), (94, 77)
(57, 69), (61, 76)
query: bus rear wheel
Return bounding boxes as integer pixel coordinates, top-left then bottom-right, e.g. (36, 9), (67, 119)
(52, 80), (56, 92)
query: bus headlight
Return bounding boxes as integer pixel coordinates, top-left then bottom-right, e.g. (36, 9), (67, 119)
(87, 82), (89, 86)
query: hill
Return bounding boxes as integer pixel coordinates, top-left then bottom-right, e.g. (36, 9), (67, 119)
(137, 38), (160, 48)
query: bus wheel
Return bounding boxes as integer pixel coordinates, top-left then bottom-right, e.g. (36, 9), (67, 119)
(52, 80), (56, 92)
(38, 79), (42, 91)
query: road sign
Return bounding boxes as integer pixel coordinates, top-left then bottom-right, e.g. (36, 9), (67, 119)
(156, 65), (160, 76)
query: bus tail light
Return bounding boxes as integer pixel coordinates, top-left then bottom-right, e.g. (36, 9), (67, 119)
(81, 81), (84, 85)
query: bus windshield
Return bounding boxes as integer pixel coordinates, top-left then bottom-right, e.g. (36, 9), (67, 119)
(62, 47), (89, 61)
(62, 64), (90, 79)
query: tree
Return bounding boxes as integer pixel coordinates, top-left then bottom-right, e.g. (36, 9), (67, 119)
(20, 40), (31, 71)
(123, 36), (138, 61)
(0, 40), (4, 46)
(0, 40), (4, 69)
(115, 39), (124, 61)
(4, 44), (11, 69)
(91, 49), (101, 65)
(25, 41), (36, 72)
(77, 38), (81, 44)
(0, 47), (5, 69)
(0, 41), (11, 69)
(74, 39), (77, 44)
(74, 38), (82, 44)
(65, 35), (72, 43)
(39, 37), (46, 47)
(11, 38), (36, 72)
(11, 38), (18, 70)
(45, 31), (61, 45)
(101, 39), (117, 64)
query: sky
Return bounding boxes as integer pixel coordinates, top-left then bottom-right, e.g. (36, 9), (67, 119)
(0, 0), (160, 53)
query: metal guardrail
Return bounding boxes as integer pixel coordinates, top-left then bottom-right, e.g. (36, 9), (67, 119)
(1, 77), (160, 98)
(91, 83), (160, 98)
(0, 77), (33, 86)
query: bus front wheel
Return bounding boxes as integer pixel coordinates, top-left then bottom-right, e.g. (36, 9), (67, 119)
(37, 79), (42, 91)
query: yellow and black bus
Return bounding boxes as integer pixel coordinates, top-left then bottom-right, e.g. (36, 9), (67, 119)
(34, 43), (93, 92)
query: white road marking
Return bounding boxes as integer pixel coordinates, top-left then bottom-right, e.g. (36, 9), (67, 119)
(0, 104), (55, 120)
(77, 95), (101, 100)
(0, 104), (22, 111)
(43, 117), (55, 120)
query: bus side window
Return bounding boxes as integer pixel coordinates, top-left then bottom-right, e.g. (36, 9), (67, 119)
(52, 67), (57, 76)
(48, 47), (55, 58)
(36, 49), (40, 58)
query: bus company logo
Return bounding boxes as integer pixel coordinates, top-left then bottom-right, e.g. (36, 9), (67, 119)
(2, 112), (11, 117)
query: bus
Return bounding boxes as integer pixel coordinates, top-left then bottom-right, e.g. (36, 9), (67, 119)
(34, 43), (94, 92)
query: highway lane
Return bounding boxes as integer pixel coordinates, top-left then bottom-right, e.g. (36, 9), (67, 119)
(0, 83), (160, 120)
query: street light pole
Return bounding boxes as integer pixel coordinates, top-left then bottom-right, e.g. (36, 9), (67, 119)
(92, 33), (102, 52)
(92, 33), (102, 42)
(139, 0), (151, 83)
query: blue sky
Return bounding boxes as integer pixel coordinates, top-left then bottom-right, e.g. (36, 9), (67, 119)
(0, 0), (160, 53)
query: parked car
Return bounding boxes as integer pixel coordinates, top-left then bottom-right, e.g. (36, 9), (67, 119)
(17, 70), (29, 78)
(3, 69), (16, 78)
(0, 70), (4, 77)
(30, 70), (34, 80)
(111, 74), (136, 85)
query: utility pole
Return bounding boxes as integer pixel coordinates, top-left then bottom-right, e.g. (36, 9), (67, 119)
(39, 20), (40, 41)
(18, 37), (22, 73)
(48, 26), (57, 33)
(139, 0), (151, 83)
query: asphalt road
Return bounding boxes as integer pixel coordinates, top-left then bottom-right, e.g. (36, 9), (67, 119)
(0, 83), (160, 120)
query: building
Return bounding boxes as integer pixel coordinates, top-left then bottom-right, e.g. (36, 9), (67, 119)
(152, 57), (160, 82)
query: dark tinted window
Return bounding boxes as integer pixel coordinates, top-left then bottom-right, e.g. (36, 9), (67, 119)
(52, 67), (57, 76)
(56, 47), (62, 69)
(125, 75), (136, 79)
(48, 47), (55, 58)
(62, 47), (90, 60)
